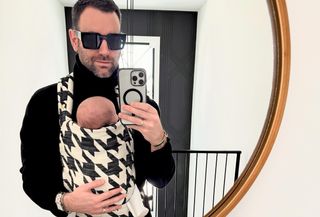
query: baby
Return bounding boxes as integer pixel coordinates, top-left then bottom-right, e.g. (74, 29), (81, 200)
(76, 96), (118, 129)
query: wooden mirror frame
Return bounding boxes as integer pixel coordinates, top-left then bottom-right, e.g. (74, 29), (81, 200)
(205, 0), (290, 216)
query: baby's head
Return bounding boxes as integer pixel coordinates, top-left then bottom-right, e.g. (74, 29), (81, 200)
(76, 96), (118, 129)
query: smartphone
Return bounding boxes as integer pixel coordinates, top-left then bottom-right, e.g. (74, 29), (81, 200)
(118, 68), (147, 125)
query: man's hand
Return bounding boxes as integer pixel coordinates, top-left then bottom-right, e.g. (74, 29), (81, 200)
(63, 179), (126, 215)
(118, 102), (166, 151)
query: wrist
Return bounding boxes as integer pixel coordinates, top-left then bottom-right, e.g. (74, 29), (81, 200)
(55, 192), (69, 213)
(152, 130), (168, 148)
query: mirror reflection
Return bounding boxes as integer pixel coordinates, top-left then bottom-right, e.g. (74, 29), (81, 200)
(114, 0), (273, 216)
(11, 0), (274, 216)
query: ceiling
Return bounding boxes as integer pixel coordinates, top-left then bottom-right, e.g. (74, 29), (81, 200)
(58, 0), (207, 11)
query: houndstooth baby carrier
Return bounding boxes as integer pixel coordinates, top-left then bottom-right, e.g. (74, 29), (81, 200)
(57, 73), (136, 217)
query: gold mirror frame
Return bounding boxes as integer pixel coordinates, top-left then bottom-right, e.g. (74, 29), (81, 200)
(206, 0), (290, 216)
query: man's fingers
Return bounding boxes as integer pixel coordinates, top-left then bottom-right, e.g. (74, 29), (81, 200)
(121, 105), (148, 119)
(118, 112), (145, 126)
(126, 102), (157, 114)
(82, 179), (105, 190)
(97, 187), (123, 201)
(130, 101), (152, 110)
(101, 193), (126, 207)
(120, 105), (159, 123)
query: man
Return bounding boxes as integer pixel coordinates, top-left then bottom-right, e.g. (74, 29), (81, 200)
(19, 0), (175, 216)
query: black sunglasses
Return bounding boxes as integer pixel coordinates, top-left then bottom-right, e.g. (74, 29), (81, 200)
(75, 30), (126, 50)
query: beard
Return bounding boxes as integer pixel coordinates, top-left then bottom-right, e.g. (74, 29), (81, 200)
(78, 50), (120, 78)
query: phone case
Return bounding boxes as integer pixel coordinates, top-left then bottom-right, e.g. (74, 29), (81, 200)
(118, 68), (147, 125)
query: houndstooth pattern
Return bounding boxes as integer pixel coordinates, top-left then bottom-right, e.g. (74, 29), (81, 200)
(57, 73), (135, 217)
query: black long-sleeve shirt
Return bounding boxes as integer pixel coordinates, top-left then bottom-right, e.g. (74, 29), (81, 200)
(20, 56), (175, 216)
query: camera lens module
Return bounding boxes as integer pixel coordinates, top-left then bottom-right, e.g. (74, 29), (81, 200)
(132, 76), (138, 81)
(139, 72), (144, 77)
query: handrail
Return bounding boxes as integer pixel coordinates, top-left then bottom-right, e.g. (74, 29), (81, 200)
(144, 149), (242, 217)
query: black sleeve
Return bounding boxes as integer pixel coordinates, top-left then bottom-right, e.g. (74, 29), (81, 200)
(19, 84), (67, 217)
(145, 139), (175, 188)
(134, 97), (175, 189)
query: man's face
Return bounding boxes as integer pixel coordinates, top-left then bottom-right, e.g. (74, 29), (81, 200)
(70, 7), (122, 78)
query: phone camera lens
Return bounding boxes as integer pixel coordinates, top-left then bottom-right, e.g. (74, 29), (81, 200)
(132, 76), (138, 81)
(138, 79), (144, 85)
(139, 72), (144, 78)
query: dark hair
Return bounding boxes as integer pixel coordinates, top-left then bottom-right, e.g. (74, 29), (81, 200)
(72, 0), (121, 29)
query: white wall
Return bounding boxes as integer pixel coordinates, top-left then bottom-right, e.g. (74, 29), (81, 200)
(190, 2), (273, 214)
(0, 0), (68, 216)
(228, 0), (320, 216)
(191, 0), (273, 172)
